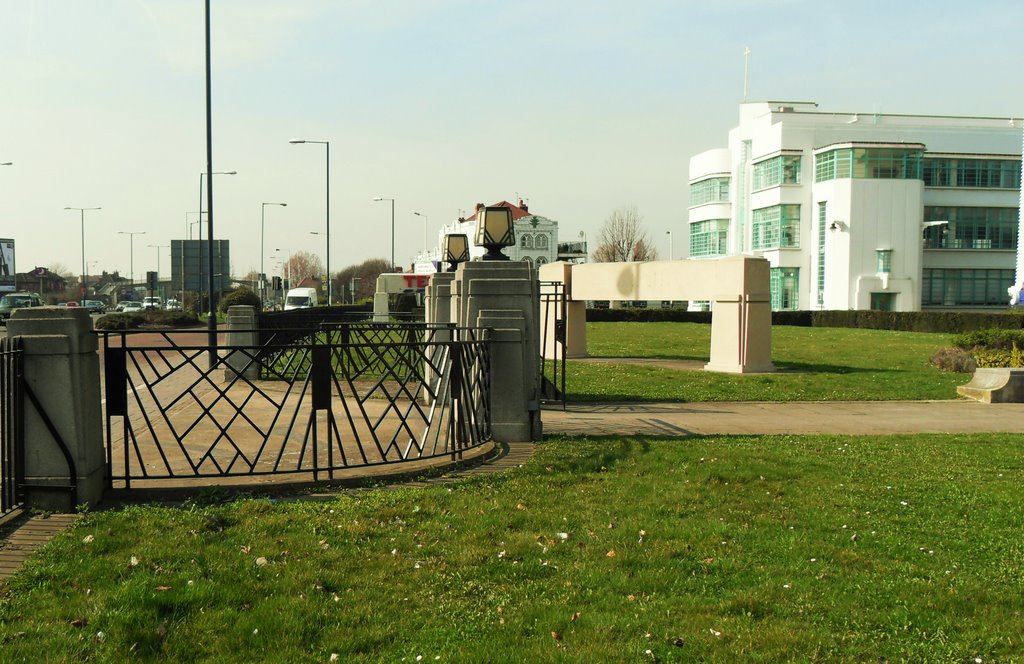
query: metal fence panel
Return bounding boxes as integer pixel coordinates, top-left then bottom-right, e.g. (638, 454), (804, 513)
(101, 324), (491, 488)
(0, 337), (25, 517)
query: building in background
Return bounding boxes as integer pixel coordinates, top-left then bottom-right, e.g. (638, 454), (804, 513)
(688, 101), (1022, 311)
(413, 200), (561, 273)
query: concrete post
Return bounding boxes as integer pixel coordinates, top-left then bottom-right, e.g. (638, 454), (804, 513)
(449, 260), (541, 441)
(538, 261), (587, 359)
(423, 272), (456, 405)
(224, 305), (259, 381)
(7, 307), (105, 510)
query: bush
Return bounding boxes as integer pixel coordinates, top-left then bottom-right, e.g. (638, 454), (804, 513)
(220, 286), (260, 313)
(973, 350), (1013, 368)
(584, 308), (1024, 334)
(929, 347), (977, 373)
(95, 310), (200, 331)
(94, 313), (143, 330)
(951, 329), (1024, 351)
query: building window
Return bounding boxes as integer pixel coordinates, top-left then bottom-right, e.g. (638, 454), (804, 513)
(770, 267), (799, 310)
(521, 234), (534, 249)
(815, 147), (923, 182)
(922, 268), (1014, 306)
(689, 177), (730, 206)
(876, 249), (892, 274)
(536, 234), (548, 250)
(536, 256), (548, 266)
(923, 207), (1019, 250)
(752, 154), (801, 190)
(924, 157), (1020, 189)
(752, 204), (800, 250)
(689, 219), (729, 257)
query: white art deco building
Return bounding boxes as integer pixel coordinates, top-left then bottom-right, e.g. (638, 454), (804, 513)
(688, 101), (1022, 311)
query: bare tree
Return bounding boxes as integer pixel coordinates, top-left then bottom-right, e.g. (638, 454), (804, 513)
(284, 251), (325, 285)
(592, 206), (658, 262)
(49, 262), (75, 278)
(334, 258), (390, 304)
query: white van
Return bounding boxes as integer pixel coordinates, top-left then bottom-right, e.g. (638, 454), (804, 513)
(143, 296), (163, 310)
(284, 287), (318, 310)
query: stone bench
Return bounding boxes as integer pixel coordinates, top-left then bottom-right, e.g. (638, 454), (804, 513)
(957, 368), (1024, 403)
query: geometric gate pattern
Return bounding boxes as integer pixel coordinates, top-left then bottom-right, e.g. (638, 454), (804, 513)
(101, 323), (491, 488)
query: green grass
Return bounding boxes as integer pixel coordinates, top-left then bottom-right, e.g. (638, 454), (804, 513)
(567, 322), (966, 401)
(2, 434), (1022, 661)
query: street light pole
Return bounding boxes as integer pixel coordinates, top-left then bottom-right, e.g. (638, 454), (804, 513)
(374, 197), (396, 270)
(413, 211), (428, 253)
(198, 171), (236, 328)
(118, 231), (146, 292)
(64, 206), (102, 305)
(261, 202), (287, 306)
(148, 244), (169, 297)
(289, 139), (331, 304)
(666, 230), (674, 261)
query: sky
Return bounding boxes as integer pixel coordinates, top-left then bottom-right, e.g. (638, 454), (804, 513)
(2, 0), (1023, 283)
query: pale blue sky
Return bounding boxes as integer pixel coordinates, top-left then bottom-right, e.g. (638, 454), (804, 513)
(2, 0), (1022, 280)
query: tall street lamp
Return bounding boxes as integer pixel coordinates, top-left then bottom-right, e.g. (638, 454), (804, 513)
(413, 211), (428, 253)
(374, 197), (396, 270)
(198, 171), (236, 318)
(65, 206), (102, 305)
(289, 139), (331, 304)
(118, 231), (146, 292)
(261, 202), (287, 305)
(148, 244), (170, 297)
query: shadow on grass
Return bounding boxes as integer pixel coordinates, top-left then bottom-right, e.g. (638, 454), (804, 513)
(536, 436), (652, 474)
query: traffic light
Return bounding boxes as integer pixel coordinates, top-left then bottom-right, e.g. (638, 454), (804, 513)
(272, 276), (282, 291)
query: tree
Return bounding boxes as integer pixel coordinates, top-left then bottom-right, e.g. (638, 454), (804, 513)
(283, 251), (324, 286)
(334, 258), (390, 304)
(592, 206), (658, 262)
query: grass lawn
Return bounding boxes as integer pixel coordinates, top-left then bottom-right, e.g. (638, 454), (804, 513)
(568, 322), (967, 402)
(2, 433), (1021, 662)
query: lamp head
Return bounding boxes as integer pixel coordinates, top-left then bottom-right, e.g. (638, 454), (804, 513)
(288, 139), (306, 144)
(474, 206), (515, 260)
(442, 234), (470, 271)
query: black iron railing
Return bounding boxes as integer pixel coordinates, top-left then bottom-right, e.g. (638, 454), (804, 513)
(539, 281), (567, 408)
(0, 337), (25, 518)
(100, 324), (491, 488)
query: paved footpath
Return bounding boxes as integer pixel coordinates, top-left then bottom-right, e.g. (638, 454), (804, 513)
(542, 400), (1024, 437)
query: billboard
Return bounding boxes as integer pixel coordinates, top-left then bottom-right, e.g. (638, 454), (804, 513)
(0, 238), (14, 292)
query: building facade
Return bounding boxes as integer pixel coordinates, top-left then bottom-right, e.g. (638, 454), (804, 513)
(413, 200), (560, 273)
(688, 101), (1022, 311)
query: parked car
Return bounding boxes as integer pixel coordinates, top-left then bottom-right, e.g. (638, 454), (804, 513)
(164, 298), (181, 311)
(0, 292), (44, 323)
(121, 301), (144, 313)
(64, 301), (80, 307)
(143, 296), (163, 310)
(83, 300), (107, 314)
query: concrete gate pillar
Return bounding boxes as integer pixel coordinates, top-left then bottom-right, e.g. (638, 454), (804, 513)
(449, 261), (541, 442)
(423, 272), (456, 404)
(224, 305), (259, 381)
(7, 307), (105, 510)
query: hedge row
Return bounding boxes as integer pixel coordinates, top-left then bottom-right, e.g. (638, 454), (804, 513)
(585, 308), (1024, 334)
(95, 310), (201, 330)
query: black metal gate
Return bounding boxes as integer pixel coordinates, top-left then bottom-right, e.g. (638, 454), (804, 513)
(539, 281), (567, 408)
(101, 323), (491, 488)
(1, 337), (25, 519)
